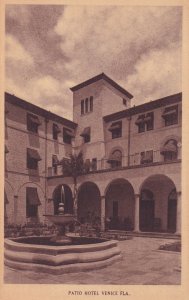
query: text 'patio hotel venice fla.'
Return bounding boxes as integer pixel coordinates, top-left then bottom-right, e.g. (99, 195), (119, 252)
(4, 73), (182, 235)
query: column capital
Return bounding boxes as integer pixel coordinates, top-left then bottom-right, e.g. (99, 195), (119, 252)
(101, 195), (105, 199)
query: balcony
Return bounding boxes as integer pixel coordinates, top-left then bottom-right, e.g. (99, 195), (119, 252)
(47, 149), (181, 178)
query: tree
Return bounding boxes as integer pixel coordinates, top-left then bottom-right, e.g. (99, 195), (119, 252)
(61, 151), (85, 217)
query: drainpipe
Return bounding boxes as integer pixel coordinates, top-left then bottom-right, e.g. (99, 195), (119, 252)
(44, 118), (49, 215)
(127, 115), (131, 166)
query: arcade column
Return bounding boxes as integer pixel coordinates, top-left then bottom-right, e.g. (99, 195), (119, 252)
(176, 191), (181, 235)
(14, 195), (18, 224)
(134, 194), (140, 232)
(100, 195), (105, 231)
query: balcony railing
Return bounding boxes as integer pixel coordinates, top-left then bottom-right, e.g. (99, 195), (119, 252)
(48, 149), (181, 177)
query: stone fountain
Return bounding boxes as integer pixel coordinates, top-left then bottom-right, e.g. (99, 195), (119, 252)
(4, 185), (121, 274)
(44, 185), (75, 245)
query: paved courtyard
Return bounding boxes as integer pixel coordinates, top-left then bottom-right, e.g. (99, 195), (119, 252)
(4, 237), (181, 284)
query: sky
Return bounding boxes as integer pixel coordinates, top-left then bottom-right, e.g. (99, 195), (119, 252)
(5, 5), (182, 120)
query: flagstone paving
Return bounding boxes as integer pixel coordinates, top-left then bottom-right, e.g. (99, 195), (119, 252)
(4, 237), (181, 284)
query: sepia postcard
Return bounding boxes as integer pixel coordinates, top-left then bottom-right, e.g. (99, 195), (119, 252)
(1, 0), (189, 299)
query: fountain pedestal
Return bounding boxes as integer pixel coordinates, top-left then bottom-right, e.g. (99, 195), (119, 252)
(44, 213), (75, 245)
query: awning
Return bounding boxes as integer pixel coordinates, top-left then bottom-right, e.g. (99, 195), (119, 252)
(26, 187), (41, 205)
(162, 108), (177, 118)
(64, 128), (75, 138)
(107, 150), (122, 163)
(52, 155), (59, 166)
(108, 122), (121, 131)
(135, 115), (145, 125)
(80, 127), (90, 137)
(5, 145), (9, 154)
(27, 148), (42, 161)
(160, 140), (177, 154)
(107, 155), (119, 163)
(4, 191), (9, 204)
(28, 114), (41, 126)
(53, 124), (61, 134)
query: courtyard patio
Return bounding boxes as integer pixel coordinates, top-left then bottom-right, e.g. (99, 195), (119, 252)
(4, 236), (181, 285)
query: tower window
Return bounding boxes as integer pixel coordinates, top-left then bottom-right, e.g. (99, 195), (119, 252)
(81, 100), (84, 115)
(90, 96), (93, 112)
(85, 98), (89, 113)
(80, 96), (93, 115)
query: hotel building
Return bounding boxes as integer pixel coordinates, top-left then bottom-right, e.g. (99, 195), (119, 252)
(4, 73), (182, 234)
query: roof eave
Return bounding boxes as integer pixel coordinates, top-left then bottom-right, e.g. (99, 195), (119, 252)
(70, 73), (133, 99)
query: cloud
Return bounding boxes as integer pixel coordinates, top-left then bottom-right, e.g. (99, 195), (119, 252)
(125, 44), (181, 104)
(6, 75), (73, 119)
(54, 6), (182, 102)
(5, 5), (182, 119)
(6, 34), (34, 65)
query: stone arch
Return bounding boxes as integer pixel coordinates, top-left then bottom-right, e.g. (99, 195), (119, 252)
(5, 179), (14, 193)
(160, 135), (181, 149)
(107, 145), (124, 156)
(77, 181), (101, 225)
(105, 178), (135, 230)
(107, 147), (123, 169)
(53, 184), (73, 215)
(17, 181), (45, 197)
(139, 174), (177, 232)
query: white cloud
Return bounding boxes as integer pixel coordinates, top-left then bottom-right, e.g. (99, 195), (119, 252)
(6, 34), (34, 65)
(54, 6), (182, 102)
(6, 77), (28, 99)
(126, 44), (181, 104)
(6, 75), (73, 119)
(5, 6), (182, 118)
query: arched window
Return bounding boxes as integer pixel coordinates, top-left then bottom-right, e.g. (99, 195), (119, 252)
(160, 139), (178, 161)
(107, 149), (122, 169)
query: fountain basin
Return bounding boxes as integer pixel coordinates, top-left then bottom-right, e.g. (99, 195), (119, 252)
(44, 214), (75, 225)
(4, 236), (121, 274)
